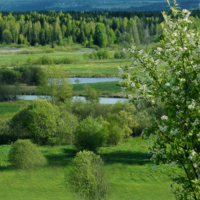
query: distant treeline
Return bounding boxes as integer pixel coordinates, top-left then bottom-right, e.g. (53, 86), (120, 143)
(0, 10), (165, 47)
(0, 10), (200, 47)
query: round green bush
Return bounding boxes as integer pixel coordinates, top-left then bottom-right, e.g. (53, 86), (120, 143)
(10, 100), (59, 145)
(102, 50), (112, 59)
(9, 139), (47, 169)
(114, 51), (121, 59)
(67, 150), (107, 200)
(74, 117), (106, 152)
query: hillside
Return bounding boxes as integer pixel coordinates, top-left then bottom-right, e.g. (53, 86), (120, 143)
(0, 0), (198, 11)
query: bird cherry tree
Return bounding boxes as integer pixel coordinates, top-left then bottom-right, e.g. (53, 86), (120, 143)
(119, 1), (200, 199)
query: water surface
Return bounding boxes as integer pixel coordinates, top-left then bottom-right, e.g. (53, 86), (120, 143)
(70, 77), (120, 84)
(17, 95), (128, 104)
(0, 48), (20, 51)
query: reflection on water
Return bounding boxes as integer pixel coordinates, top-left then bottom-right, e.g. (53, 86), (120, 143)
(70, 77), (120, 84)
(17, 95), (128, 104)
(48, 78), (120, 85)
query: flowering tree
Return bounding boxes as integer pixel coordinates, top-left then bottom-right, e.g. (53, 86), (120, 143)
(119, 1), (200, 199)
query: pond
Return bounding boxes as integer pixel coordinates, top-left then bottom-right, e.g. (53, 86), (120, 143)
(0, 48), (20, 51)
(77, 49), (95, 52)
(17, 95), (128, 104)
(69, 77), (120, 84)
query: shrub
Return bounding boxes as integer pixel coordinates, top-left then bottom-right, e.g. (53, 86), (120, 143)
(43, 48), (55, 53)
(114, 51), (121, 59)
(37, 56), (54, 65)
(102, 50), (112, 59)
(9, 139), (47, 169)
(0, 120), (14, 145)
(27, 57), (37, 64)
(84, 84), (100, 103)
(74, 117), (106, 152)
(67, 150), (107, 200)
(61, 56), (78, 64)
(105, 121), (125, 145)
(0, 68), (21, 84)
(85, 50), (112, 60)
(120, 50), (127, 59)
(14, 66), (46, 86)
(133, 110), (151, 136)
(114, 50), (127, 59)
(97, 50), (111, 59)
(27, 56), (79, 65)
(10, 100), (59, 145)
(0, 84), (19, 102)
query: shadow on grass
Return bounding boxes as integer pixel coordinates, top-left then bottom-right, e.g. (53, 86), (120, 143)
(45, 148), (77, 167)
(0, 165), (13, 171)
(99, 151), (152, 165)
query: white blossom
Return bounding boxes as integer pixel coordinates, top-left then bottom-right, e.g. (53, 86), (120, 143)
(180, 78), (186, 82)
(197, 133), (200, 137)
(165, 82), (170, 86)
(128, 94), (133, 100)
(131, 82), (135, 87)
(194, 163), (198, 168)
(161, 115), (168, 120)
(159, 125), (168, 132)
(191, 150), (196, 157)
(172, 86), (180, 91)
(192, 118), (199, 126)
(176, 105), (180, 109)
(170, 129), (179, 135)
(157, 47), (163, 52)
(118, 80), (124, 85)
(188, 101), (195, 109)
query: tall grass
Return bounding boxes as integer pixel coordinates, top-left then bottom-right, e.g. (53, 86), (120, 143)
(27, 55), (79, 65)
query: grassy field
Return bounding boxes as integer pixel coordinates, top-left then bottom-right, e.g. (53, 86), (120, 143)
(0, 100), (31, 121)
(73, 81), (124, 97)
(0, 45), (132, 77)
(0, 137), (180, 200)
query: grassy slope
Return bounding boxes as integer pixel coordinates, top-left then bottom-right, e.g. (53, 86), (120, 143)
(0, 137), (179, 200)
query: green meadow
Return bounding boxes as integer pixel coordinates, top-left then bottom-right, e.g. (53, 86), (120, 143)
(0, 100), (31, 120)
(0, 45), (180, 200)
(0, 137), (179, 200)
(0, 49), (131, 78)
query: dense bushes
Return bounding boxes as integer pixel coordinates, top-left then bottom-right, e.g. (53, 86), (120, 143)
(1, 100), (163, 146)
(105, 121), (125, 145)
(84, 49), (112, 60)
(0, 84), (19, 102)
(0, 66), (46, 86)
(74, 117), (107, 152)
(67, 150), (107, 200)
(9, 139), (47, 169)
(14, 66), (46, 85)
(0, 120), (14, 144)
(27, 55), (79, 65)
(43, 48), (55, 53)
(114, 50), (127, 59)
(10, 100), (59, 145)
(0, 68), (21, 84)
